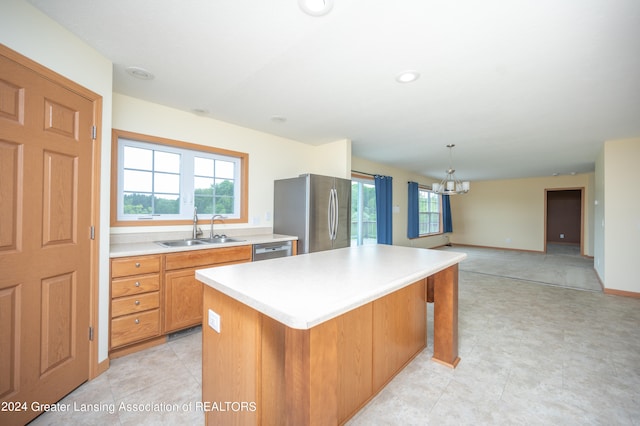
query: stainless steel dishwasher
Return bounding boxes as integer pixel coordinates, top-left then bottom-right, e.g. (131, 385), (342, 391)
(252, 241), (292, 261)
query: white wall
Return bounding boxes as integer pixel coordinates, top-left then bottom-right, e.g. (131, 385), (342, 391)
(308, 138), (352, 180)
(594, 148), (605, 281)
(112, 94), (352, 234)
(352, 157), (596, 255)
(450, 174), (595, 255)
(351, 157), (450, 248)
(601, 138), (640, 293)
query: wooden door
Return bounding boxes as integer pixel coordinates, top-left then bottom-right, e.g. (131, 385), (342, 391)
(0, 50), (95, 425)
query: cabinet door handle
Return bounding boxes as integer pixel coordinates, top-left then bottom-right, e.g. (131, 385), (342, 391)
(135, 262), (141, 268)
(134, 318), (140, 324)
(135, 281), (140, 287)
(135, 300), (140, 306)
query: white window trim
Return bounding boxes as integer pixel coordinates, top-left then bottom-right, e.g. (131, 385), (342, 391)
(116, 137), (242, 222)
(418, 187), (443, 236)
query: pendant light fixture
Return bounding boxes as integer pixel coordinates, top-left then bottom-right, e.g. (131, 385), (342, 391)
(431, 144), (470, 195)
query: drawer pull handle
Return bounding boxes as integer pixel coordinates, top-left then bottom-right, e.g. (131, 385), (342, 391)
(135, 262), (141, 268)
(135, 300), (140, 305)
(134, 319), (140, 324)
(135, 281), (140, 287)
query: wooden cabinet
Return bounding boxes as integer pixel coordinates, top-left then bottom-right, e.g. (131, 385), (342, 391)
(164, 245), (252, 333)
(110, 255), (161, 350)
(110, 245), (254, 356)
(164, 268), (205, 333)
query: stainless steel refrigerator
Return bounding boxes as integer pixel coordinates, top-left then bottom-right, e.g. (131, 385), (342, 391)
(273, 174), (351, 254)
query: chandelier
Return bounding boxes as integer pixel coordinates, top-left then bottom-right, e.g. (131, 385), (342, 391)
(431, 144), (470, 195)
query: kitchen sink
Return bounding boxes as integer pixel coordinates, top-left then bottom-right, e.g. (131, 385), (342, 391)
(155, 239), (209, 248)
(198, 237), (245, 244)
(155, 236), (245, 247)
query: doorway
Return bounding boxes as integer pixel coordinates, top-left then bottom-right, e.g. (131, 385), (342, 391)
(545, 188), (584, 256)
(0, 46), (101, 425)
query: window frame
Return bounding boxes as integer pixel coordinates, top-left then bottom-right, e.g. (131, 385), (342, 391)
(110, 129), (248, 227)
(418, 186), (443, 236)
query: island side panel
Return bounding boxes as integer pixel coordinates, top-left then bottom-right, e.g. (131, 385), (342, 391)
(200, 271), (455, 424)
(261, 302), (374, 425)
(202, 286), (259, 426)
(372, 279), (427, 392)
(260, 315), (286, 426)
(285, 320), (339, 426)
(432, 264), (460, 367)
(337, 303), (373, 423)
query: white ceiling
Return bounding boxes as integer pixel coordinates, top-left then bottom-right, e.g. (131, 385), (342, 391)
(28, 0), (640, 181)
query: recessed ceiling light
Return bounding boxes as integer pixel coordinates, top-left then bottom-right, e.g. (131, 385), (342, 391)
(298, 0), (334, 16)
(395, 70), (420, 83)
(125, 66), (155, 80)
(270, 115), (287, 123)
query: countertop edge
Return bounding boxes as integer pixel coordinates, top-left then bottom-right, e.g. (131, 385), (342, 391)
(196, 246), (467, 330)
(109, 234), (297, 258)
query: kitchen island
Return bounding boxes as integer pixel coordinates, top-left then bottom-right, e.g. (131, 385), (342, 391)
(196, 244), (466, 425)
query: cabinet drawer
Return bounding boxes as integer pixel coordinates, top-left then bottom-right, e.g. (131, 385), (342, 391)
(165, 245), (252, 270)
(111, 255), (161, 278)
(112, 274), (160, 298)
(112, 292), (160, 318)
(111, 309), (161, 349)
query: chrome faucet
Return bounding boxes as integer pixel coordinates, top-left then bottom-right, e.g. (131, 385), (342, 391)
(210, 214), (224, 238)
(192, 207), (203, 239)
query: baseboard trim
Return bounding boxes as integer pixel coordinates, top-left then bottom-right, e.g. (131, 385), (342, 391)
(96, 358), (109, 376)
(603, 288), (640, 299)
(109, 336), (167, 359)
(447, 243), (544, 255)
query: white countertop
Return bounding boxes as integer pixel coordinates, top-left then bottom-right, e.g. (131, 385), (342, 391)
(110, 233), (297, 258)
(196, 244), (466, 330)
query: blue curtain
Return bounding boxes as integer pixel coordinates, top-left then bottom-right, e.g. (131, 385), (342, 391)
(374, 175), (393, 245)
(442, 194), (453, 233)
(407, 181), (419, 239)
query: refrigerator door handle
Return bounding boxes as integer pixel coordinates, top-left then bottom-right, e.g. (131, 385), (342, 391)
(328, 188), (334, 240)
(329, 188), (337, 240)
(333, 188), (339, 240)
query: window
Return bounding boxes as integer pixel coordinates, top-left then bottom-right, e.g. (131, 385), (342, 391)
(351, 176), (377, 245)
(418, 187), (442, 235)
(112, 130), (248, 226)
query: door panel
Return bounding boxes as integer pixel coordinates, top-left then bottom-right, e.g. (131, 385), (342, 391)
(42, 150), (77, 245)
(0, 140), (20, 251)
(0, 285), (19, 399)
(165, 268), (204, 332)
(0, 51), (94, 426)
(40, 272), (76, 375)
(44, 98), (79, 139)
(0, 78), (24, 124)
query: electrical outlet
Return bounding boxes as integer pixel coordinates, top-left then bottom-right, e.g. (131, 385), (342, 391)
(208, 309), (221, 333)
(560, 233), (565, 239)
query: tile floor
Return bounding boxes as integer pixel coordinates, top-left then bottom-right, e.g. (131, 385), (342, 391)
(30, 330), (203, 426)
(30, 246), (640, 425)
